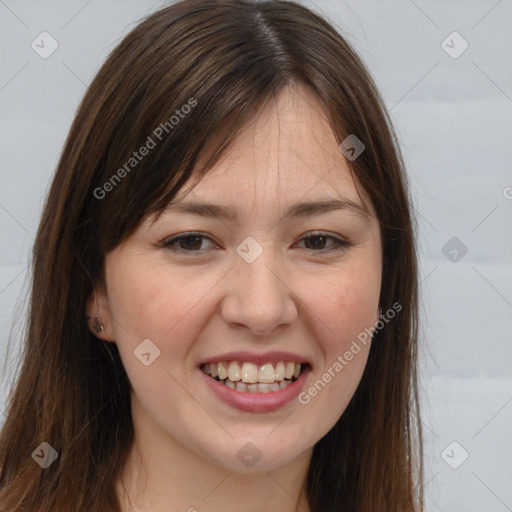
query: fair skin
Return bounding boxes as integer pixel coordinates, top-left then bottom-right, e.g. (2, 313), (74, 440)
(87, 84), (382, 512)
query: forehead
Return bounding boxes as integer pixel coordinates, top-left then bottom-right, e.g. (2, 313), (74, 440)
(172, 85), (374, 215)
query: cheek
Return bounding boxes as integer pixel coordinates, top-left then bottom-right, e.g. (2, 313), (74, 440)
(297, 269), (376, 432)
(106, 261), (218, 378)
(311, 260), (380, 348)
(296, 256), (378, 419)
(106, 261), (194, 338)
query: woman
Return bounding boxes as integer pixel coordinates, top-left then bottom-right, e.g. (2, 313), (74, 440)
(0, 0), (423, 510)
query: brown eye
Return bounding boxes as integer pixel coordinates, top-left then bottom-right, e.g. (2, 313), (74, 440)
(162, 233), (215, 253)
(298, 232), (350, 252)
(161, 231), (350, 255)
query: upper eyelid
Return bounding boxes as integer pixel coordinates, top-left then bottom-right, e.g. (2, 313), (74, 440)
(162, 230), (346, 241)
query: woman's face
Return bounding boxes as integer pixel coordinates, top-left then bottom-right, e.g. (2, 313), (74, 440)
(89, 85), (382, 473)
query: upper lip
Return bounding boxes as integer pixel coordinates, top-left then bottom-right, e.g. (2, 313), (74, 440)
(200, 350), (311, 366)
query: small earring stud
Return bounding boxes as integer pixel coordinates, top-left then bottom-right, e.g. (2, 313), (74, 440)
(92, 315), (104, 333)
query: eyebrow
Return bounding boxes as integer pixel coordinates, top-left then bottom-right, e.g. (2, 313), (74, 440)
(162, 198), (371, 222)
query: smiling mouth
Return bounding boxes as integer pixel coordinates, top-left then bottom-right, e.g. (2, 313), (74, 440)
(200, 361), (308, 393)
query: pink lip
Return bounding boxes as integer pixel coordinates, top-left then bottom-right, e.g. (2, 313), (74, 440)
(200, 350), (310, 366)
(199, 365), (311, 413)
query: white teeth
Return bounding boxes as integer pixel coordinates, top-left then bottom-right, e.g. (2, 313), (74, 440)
(285, 362), (295, 379)
(201, 360), (306, 389)
(235, 381), (247, 392)
(218, 362), (228, 380)
(269, 382), (280, 392)
(258, 363), (275, 383)
(227, 362), (240, 381)
(221, 379), (291, 393)
(275, 361), (285, 381)
(241, 362), (258, 383)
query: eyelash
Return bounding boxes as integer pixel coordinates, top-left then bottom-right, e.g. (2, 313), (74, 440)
(160, 231), (350, 255)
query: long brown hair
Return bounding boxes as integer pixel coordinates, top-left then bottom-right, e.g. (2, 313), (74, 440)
(0, 0), (423, 510)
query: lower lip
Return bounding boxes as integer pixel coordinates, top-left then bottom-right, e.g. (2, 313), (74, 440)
(199, 366), (311, 413)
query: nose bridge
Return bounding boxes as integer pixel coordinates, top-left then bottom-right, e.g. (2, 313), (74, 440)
(221, 237), (297, 335)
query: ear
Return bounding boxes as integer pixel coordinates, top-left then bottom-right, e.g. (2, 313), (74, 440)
(85, 282), (115, 342)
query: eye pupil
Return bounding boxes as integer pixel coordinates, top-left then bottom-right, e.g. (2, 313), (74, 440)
(180, 236), (202, 250)
(305, 235), (326, 250)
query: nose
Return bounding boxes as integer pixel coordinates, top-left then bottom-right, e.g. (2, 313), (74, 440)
(220, 247), (298, 336)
